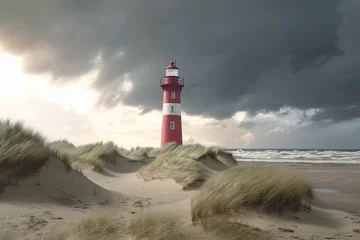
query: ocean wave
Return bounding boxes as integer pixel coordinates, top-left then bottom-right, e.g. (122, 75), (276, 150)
(227, 149), (360, 164)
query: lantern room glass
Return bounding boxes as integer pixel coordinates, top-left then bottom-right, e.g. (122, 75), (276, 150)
(166, 69), (178, 77)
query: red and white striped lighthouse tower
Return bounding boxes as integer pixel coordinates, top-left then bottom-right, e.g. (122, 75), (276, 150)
(160, 61), (184, 146)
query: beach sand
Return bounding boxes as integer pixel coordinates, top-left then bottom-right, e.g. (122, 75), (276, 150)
(1, 154), (360, 239)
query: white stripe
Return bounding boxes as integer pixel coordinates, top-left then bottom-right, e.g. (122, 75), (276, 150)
(162, 103), (181, 115)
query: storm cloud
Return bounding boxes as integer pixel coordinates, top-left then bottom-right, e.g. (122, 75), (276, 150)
(0, 0), (359, 122)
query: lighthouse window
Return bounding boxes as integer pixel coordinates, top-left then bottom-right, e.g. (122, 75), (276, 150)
(170, 121), (175, 130)
(170, 105), (175, 113)
(166, 69), (179, 77)
(171, 91), (176, 99)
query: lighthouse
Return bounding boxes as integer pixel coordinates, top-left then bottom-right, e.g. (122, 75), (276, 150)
(160, 61), (184, 146)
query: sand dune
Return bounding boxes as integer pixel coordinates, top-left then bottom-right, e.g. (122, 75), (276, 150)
(1, 120), (360, 239)
(1, 157), (118, 205)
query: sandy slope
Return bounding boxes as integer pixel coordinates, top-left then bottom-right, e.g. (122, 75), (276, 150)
(0, 158), (149, 240)
(1, 155), (360, 240)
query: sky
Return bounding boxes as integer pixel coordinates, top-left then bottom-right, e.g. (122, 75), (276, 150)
(0, 0), (359, 149)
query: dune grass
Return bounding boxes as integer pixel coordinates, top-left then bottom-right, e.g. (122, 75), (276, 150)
(147, 142), (225, 159)
(49, 141), (119, 172)
(0, 118), (232, 187)
(130, 212), (188, 240)
(130, 212), (268, 240)
(0, 120), (51, 193)
(118, 146), (154, 161)
(0, 120), (50, 169)
(138, 152), (209, 188)
(201, 216), (269, 240)
(191, 165), (314, 221)
(117, 142), (225, 161)
(137, 143), (234, 188)
(38, 212), (121, 240)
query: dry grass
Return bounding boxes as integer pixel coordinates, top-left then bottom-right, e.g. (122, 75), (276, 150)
(137, 143), (234, 188)
(0, 120), (51, 193)
(130, 212), (268, 240)
(201, 216), (269, 240)
(49, 141), (119, 172)
(38, 212), (122, 240)
(138, 152), (209, 188)
(147, 142), (224, 159)
(48, 140), (227, 174)
(0, 118), (232, 186)
(191, 165), (314, 221)
(118, 146), (153, 161)
(117, 142), (225, 161)
(0, 120), (50, 169)
(130, 212), (188, 240)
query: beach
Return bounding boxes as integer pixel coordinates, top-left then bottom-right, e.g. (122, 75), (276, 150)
(1, 157), (359, 239)
(256, 162), (360, 217)
(0, 120), (360, 239)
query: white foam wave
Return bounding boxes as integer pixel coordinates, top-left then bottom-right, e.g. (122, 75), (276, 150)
(227, 149), (360, 164)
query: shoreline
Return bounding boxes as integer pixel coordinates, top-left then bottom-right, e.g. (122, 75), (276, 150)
(235, 160), (360, 165)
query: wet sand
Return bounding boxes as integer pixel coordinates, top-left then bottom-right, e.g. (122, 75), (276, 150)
(238, 162), (360, 217)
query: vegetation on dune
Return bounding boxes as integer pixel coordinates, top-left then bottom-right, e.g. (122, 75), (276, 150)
(117, 146), (153, 161)
(191, 165), (314, 221)
(0, 120), (50, 169)
(38, 212), (121, 240)
(48, 141), (227, 173)
(130, 213), (187, 240)
(0, 120), (51, 193)
(49, 140), (119, 172)
(116, 142), (226, 162)
(138, 143), (233, 188)
(147, 142), (225, 159)
(139, 152), (209, 188)
(0, 119), (232, 187)
(201, 216), (269, 240)
(130, 212), (268, 240)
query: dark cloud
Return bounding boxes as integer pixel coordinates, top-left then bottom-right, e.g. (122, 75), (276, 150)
(0, 0), (359, 122)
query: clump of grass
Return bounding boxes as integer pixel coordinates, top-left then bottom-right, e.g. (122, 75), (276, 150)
(137, 143), (235, 188)
(117, 146), (154, 161)
(49, 141), (119, 172)
(147, 142), (225, 159)
(0, 120), (50, 169)
(191, 165), (314, 221)
(129, 212), (188, 240)
(138, 152), (208, 188)
(201, 216), (269, 240)
(39, 212), (121, 240)
(130, 212), (268, 240)
(0, 120), (51, 193)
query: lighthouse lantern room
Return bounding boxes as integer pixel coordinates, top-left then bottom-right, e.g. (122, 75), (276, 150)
(160, 61), (184, 146)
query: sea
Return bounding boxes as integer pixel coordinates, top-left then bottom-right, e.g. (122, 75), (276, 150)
(226, 149), (360, 164)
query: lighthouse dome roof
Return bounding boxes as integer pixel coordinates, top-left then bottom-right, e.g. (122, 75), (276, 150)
(166, 61), (178, 69)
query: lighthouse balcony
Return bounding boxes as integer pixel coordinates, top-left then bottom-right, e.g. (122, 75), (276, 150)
(160, 78), (184, 86)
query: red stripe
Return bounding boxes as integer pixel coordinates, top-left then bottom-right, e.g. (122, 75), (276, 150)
(161, 115), (182, 146)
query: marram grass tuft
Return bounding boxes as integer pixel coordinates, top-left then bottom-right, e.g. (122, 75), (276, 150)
(191, 165), (314, 221)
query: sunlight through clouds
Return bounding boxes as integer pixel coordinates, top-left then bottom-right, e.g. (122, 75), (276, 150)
(29, 73), (99, 114)
(0, 50), (331, 149)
